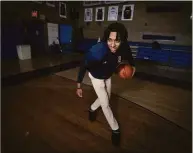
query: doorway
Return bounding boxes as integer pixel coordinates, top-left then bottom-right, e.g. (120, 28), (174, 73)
(23, 20), (46, 57)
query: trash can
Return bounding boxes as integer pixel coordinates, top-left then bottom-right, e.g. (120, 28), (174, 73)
(17, 45), (31, 60)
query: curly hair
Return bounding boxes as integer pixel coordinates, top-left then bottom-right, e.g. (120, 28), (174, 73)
(102, 22), (128, 43)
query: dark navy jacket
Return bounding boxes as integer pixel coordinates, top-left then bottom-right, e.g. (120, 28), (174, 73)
(77, 41), (135, 83)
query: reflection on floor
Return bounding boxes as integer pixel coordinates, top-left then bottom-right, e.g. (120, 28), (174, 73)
(2, 53), (83, 78)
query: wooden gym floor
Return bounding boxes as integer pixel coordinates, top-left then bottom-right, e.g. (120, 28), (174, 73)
(2, 75), (191, 153)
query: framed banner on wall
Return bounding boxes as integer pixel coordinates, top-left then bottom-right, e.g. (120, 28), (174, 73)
(59, 2), (67, 18)
(95, 7), (105, 21)
(84, 8), (93, 22)
(107, 6), (119, 21)
(121, 4), (134, 21)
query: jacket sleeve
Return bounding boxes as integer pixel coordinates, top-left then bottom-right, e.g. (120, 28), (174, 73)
(116, 43), (135, 72)
(126, 44), (135, 67)
(120, 43), (135, 67)
(77, 56), (87, 83)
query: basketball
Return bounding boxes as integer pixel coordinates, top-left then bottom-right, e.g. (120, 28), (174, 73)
(118, 64), (133, 79)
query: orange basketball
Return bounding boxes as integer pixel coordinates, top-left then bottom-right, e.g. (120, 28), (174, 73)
(118, 64), (133, 79)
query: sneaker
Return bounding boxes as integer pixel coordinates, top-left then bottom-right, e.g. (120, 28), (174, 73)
(112, 129), (121, 146)
(89, 108), (97, 122)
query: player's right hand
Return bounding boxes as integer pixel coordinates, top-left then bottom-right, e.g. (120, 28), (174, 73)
(76, 88), (83, 98)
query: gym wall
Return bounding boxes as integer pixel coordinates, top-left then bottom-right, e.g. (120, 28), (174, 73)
(1, 1), (80, 59)
(1, 1), (74, 25)
(78, 1), (192, 46)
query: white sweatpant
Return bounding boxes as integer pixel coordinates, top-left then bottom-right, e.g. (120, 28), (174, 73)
(88, 72), (119, 130)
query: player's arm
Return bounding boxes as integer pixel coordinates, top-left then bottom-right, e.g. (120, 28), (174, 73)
(119, 43), (135, 77)
(76, 54), (102, 98)
(126, 45), (136, 77)
(77, 58), (87, 88)
(76, 57), (87, 98)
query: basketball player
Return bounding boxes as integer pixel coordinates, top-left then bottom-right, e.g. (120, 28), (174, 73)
(76, 22), (135, 146)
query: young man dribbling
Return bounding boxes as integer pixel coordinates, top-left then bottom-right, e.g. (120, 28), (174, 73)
(76, 23), (135, 146)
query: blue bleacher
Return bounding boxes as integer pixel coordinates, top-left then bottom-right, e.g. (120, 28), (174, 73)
(76, 38), (192, 68)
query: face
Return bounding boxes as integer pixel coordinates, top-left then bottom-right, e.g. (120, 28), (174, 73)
(107, 32), (121, 53)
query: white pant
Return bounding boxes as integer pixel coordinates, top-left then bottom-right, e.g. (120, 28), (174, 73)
(88, 72), (119, 130)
